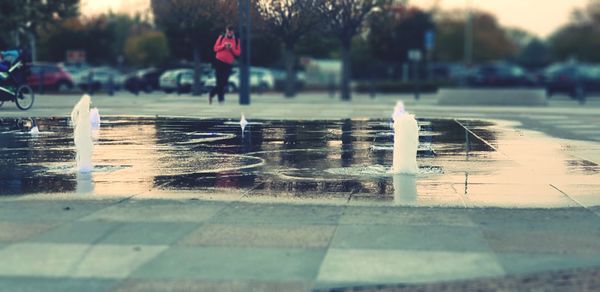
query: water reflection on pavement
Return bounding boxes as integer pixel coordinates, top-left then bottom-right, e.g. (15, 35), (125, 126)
(0, 117), (597, 208)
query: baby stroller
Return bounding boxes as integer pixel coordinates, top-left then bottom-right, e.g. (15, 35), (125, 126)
(0, 48), (34, 110)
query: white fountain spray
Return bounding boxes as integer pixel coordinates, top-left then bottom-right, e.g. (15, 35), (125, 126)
(70, 95), (94, 172)
(393, 173), (417, 205)
(90, 107), (101, 129)
(240, 113), (248, 133)
(29, 119), (39, 135)
(89, 107), (101, 141)
(392, 101), (419, 174)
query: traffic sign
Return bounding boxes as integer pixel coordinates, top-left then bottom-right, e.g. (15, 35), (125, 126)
(425, 30), (435, 51)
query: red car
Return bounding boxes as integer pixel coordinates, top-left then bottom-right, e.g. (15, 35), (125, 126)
(27, 63), (74, 92)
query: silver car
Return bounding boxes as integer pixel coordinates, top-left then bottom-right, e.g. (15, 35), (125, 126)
(159, 69), (192, 93)
(74, 67), (124, 92)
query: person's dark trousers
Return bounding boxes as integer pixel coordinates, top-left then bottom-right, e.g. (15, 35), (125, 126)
(210, 59), (232, 103)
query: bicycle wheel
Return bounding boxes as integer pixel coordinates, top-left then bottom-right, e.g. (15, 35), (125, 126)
(15, 85), (34, 110)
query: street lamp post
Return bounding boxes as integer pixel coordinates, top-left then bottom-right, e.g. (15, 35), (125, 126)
(238, 0), (251, 105)
(462, 0), (473, 87)
(464, 0), (473, 67)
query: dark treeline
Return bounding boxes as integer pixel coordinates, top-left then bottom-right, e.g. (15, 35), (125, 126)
(1, 0), (599, 98)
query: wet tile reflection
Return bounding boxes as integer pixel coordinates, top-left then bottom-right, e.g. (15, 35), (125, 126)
(0, 117), (598, 207)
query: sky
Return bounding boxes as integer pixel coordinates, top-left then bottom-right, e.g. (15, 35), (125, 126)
(81, 0), (590, 38)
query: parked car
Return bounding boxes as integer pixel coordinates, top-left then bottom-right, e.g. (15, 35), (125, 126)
(270, 69), (306, 91)
(60, 63), (91, 77)
(179, 69), (214, 93)
(74, 67), (125, 92)
(159, 66), (215, 94)
(27, 63), (74, 92)
(544, 63), (600, 98)
(123, 68), (165, 93)
(204, 67), (276, 92)
(467, 63), (536, 87)
(429, 63), (470, 81)
(159, 69), (192, 93)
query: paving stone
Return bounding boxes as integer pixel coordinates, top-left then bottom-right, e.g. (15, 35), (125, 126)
(468, 208), (600, 254)
(339, 207), (475, 227)
(482, 230), (600, 254)
(0, 243), (88, 277)
(495, 253), (600, 275)
(101, 222), (200, 245)
(0, 277), (116, 292)
(467, 208), (600, 231)
(29, 221), (121, 244)
(0, 222), (58, 243)
(315, 267), (600, 292)
(0, 243), (167, 279)
(211, 203), (343, 225)
(350, 194), (466, 208)
(0, 200), (116, 222)
(179, 223), (336, 248)
(131, 247), (325, 282)
(316, 249), (504, 287)
(330, 225), (490, 252)
(460, 184), (579, 208)
(114, 279), (310, 292)
(81, 200), (226, 222)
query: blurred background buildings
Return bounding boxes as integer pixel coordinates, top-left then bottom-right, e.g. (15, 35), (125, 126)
(1, 0), (598, 100)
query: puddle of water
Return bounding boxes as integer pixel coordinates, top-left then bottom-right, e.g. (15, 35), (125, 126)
(4, 116), (586, 201)
(28, 163), (131, 175)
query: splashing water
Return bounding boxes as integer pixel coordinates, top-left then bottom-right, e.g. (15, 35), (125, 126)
(393, 174), (417, 204)
(392, 101), (419, 174)
(90, 107), (101, 129)
(29, 126), (40, 136)
(70, 95), (94, 172)
(90, 107), (101, 141)
(240, 113), (248, 133)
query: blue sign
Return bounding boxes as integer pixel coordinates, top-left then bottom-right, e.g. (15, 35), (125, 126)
(425, 30), (435, 51)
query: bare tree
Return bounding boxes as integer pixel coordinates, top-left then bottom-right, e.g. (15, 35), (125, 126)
(151, 0), (235, 96)
(320, 0), (389, 100)
(257, 0), (322, 97)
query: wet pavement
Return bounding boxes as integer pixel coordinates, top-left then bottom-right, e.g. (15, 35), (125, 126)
(1, 95), (599, 291)
(1, 116), (598, 208)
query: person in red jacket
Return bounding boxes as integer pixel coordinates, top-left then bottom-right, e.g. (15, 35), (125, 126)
(209, 25), (241, 104)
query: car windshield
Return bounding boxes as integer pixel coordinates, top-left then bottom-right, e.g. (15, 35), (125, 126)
(546, 64), (576, 76)
(162, 71), (178, 78)
(510, 66), (524, 76)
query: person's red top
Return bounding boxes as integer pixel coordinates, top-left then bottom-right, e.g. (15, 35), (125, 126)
(214, 35), (241, 65)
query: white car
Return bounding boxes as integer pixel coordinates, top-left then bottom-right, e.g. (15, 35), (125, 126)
(204, 67), (275, 92)
(159, 69), (192, 93)
(74, 67), (124, 91)
(179, 68), (214, 93)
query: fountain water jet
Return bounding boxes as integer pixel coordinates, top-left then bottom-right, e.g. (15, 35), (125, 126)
(90, 107), (101, 141)
(76, 172), (95, 194)
(71, 95), (94, 172)
(393, 174), (417, 205)
(90, 107), (101, 129)
(29, 119), (39, 135)
(240, 113), (248, 133)
(392, 101), (419, 174)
